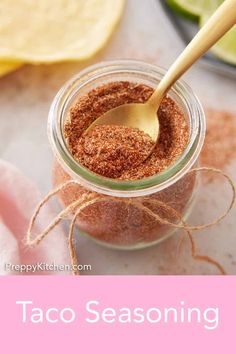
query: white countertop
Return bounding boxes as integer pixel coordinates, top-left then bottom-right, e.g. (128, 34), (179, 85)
(1, 0), (236, 275)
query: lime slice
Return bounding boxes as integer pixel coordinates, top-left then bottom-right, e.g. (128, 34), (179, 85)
(200, 1), (236, 65)
(166, 0), (212, 20)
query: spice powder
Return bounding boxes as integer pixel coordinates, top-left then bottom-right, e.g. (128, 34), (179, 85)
(53, 81), (196, 247)
(65, 81), (189, 180)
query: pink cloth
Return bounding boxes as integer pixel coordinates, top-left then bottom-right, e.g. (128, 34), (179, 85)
(0, 160), (71, 275)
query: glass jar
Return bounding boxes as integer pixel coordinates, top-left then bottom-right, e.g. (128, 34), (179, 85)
(48, 60), (205, 250)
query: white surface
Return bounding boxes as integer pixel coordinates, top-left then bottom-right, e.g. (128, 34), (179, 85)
(0, 0), (235, 274)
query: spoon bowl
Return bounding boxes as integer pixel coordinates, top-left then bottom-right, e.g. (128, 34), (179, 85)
(86, 101), (159, 142)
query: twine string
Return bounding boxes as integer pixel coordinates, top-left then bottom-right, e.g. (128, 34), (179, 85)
(26, 180), (96, 246)
(68, 197), (105, 275)
(26, 167), (235, 275)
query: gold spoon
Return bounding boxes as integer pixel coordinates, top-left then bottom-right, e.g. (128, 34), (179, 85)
(86, 0), (236, 146)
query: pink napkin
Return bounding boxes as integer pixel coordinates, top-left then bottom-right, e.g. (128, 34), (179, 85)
(0, 160), (71, 275)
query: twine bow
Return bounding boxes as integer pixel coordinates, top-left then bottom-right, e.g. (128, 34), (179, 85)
(26, 167), (236, 275)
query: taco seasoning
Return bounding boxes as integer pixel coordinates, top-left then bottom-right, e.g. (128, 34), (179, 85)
(49, 61), (205, 249)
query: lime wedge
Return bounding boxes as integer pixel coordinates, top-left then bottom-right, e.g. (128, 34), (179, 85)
(166, 0), (212, 20)
(200, 1), (236, 65)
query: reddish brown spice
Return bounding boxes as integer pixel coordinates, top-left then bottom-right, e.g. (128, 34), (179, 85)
(201, 108), (236, 173)
(53, 81), (196, 247)
(76, 125), (154, 179)
(53, 161), (196, 246)
(65, 81), (189, 180)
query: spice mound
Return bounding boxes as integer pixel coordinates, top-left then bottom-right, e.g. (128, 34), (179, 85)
(65, 81), (189, 180)
(76, 124), (155, 178)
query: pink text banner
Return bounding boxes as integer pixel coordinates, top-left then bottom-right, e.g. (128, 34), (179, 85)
(0, 276), (235, 353)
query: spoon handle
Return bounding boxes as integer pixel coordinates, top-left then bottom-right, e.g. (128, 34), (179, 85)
(148, 0), (236, 108)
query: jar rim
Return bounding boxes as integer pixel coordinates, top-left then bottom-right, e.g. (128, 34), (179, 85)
(48, 59), (206, 197)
